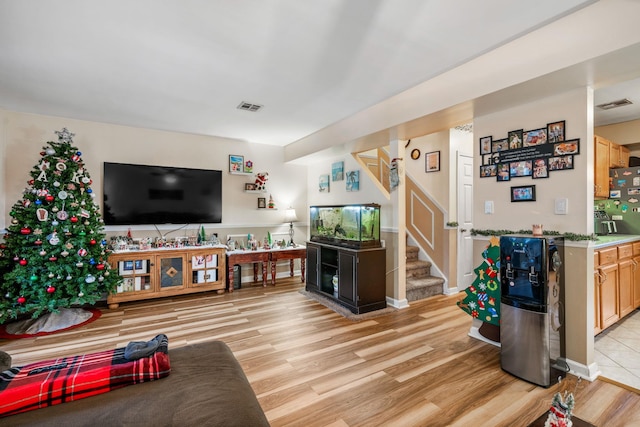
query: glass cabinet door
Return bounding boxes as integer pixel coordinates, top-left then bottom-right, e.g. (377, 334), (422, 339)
(115, 256), (153, 294)
(190, 252), (219, 286)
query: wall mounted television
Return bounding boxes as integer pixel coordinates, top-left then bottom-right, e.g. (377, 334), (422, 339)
(103, 162), (222, 225)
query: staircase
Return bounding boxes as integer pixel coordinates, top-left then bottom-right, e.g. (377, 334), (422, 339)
(406, 245), (445, 302)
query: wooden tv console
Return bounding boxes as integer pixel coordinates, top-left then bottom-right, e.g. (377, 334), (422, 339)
(106, 246), (227, 309)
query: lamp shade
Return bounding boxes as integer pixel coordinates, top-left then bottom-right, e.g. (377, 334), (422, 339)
(283, 208), (298, 223)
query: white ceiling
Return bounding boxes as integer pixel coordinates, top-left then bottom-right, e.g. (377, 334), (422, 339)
(1, 0), (617, 148)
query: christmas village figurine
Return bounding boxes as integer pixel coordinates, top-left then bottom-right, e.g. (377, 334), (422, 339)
(544, 376), (581, 427)
(0, 128), (119, 330)
(268, 194), (275, 209)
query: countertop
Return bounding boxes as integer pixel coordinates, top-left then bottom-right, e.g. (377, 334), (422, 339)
(594, 234), (640, 248)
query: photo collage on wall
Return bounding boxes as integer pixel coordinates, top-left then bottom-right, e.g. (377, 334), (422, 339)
(479, 120), (579, 181)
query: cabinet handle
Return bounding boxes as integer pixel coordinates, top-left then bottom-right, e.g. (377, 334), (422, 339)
(632, 259), (638, 271)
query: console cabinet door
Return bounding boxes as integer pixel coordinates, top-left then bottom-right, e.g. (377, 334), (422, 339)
(598, 263), (620, 330)
(306, 244), (320, 288)
(338, 251), (356, 305)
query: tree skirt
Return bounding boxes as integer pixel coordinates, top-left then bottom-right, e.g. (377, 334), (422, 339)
(0, 308), (101, 339)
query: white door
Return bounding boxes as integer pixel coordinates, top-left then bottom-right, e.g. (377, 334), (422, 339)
(457, 153), (474, 290)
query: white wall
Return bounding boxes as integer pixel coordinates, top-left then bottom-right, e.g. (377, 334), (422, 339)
(473, 88), (592, 234)
(0, 109), (308, 239)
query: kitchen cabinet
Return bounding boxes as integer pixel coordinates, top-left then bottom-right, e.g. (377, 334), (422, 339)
(107, 246), (226, 309)
(595, 247), (620, 332)
(594, 252), (601, 335)
(617, 244), (635, 318)
(595, 135), (629, 199)
(594, 136), (611, 198)
(305, 241), (386, 314)
(633, 242), (640, 309)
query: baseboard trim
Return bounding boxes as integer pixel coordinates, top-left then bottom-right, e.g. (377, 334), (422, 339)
(387, 297), (409, 309)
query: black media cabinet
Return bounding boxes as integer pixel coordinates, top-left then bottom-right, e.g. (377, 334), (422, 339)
(305, 241), (386, 314)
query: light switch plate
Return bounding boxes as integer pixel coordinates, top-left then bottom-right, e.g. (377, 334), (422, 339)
(484, 201), (494, 214)
(554, 198), (568, 215)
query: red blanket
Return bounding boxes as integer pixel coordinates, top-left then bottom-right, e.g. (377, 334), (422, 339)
(0, 337), (170, 417)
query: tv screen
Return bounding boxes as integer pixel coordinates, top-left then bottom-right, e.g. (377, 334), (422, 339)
(103, 162), (222, 225)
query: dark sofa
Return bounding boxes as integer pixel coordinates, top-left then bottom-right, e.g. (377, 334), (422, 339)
(3, 340), (270, 426)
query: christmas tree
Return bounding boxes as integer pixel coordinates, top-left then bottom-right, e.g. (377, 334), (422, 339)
(0, 128), (118, 324)
(457, 236), (501, 326)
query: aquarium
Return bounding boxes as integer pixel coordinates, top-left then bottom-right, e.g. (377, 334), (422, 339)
(309, 204), (381, 248)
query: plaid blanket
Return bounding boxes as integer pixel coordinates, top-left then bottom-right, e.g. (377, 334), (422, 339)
(0, 335), (170, 417)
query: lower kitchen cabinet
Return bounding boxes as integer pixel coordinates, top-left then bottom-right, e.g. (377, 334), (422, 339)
(306, 241), (386, 314)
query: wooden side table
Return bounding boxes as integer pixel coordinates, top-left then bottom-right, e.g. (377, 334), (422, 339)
(269, 247), (306, 285)
(226, 250), (270, 291)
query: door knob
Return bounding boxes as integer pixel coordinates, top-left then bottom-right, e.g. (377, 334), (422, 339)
(460, 228), (467, 232)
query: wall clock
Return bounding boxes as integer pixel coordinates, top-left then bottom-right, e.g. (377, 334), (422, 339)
(411, 148), (421, 160)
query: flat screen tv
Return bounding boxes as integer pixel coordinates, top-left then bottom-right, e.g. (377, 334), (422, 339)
(103, 162), (222, 225)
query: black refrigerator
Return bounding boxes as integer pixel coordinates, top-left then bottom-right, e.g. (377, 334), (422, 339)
(499, 235), (568, 387)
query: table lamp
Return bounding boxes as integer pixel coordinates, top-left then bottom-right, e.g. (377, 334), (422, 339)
(283, 207), (298, 246)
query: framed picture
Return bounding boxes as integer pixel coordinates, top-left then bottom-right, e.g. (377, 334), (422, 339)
(509, 160), (533, 177)
(134, 260), (147, 274)
(553, 139), (579, 155)
(496, 163), (510, 181)
(319, 174), (330, 192)
(119, 260), (134, 275)
(523, 128), (548, 147)
(229, 155), (244, 173)
(480, 164), (497, 178)
(508, 129), (523, 149)
(245, 183), (257, 191)
(346, 170), (360, 191)
(425, 151), (440, 172)
(332, 161), (344, 181)
(532, 158), (549, 179)
(480, 136), (492, 155)
(492, 138), (509, 153)
(511, 185), (536, 202)
(547, 120), (565, 143)
(548, 155), (574, 170)
(257, 197), (266, 209)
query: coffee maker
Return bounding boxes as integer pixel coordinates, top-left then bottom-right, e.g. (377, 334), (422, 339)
(594, 210), (617, 235)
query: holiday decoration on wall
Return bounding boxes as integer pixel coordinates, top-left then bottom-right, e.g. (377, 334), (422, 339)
(0, 128), (119, 325)
(457, 236), (501, 327)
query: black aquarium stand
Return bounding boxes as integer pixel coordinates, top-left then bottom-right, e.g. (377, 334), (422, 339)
(305, 241), (386, 314)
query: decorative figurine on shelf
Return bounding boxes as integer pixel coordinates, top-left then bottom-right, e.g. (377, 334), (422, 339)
(254, 172), (269, 191)
(268, 194), (275, 209)
(389, 157), (402, 191)
(245, 160), (253, 173)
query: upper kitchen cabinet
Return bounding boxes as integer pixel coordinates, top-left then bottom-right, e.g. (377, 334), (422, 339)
(595, 135), (629, 199)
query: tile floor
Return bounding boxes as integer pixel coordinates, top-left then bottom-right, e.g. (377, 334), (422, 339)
(594, 309), (640, 390)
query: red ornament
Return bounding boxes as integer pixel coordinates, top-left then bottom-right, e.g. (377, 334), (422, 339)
(35, 239), (43, 245)
(28, 179), (35, 185)
(70, 216), (78, 223)
(20, 227), (32, 234)
(40, 151), (45, 156)
(17, 296), (26, 304)
(96, 263), (105, 270)
(46, 286), (56, 294)
(90, 239), (97, 245)
(19, 259), (28, 266)
(49, 256), (58, 261)
(45, 194), (55, 202)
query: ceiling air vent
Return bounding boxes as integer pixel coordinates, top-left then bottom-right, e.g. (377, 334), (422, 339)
(237, 101), (263, 112)
(596, 98), (633, 110)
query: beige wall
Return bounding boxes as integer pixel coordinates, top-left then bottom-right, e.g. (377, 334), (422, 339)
(0, 109), (309, 283)
(595, 118), (640, 146)
(472, 87), (596, 375)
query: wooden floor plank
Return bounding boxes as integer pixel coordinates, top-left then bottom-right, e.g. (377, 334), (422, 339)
(1, 278), (638, 426)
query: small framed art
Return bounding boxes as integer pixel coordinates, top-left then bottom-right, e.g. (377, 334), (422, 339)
(508, 129), (523, 149)
(480, 136), (492, 155)
(532, 158), (549, 179)
(245, 183), (257, 191)
(229, 155), (244, 173)
(547, 120), (565, 143)
(511, 185), (536, 202)
(425, 151), (440, 172)
(257, 197), (266, 209)
(332, 161), (344, 181)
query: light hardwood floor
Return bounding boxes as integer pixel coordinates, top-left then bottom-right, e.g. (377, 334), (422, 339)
(2, 278), (639, 426)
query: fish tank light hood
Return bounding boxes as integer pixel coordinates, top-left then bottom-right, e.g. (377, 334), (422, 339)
(309, 203), (381, 249)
